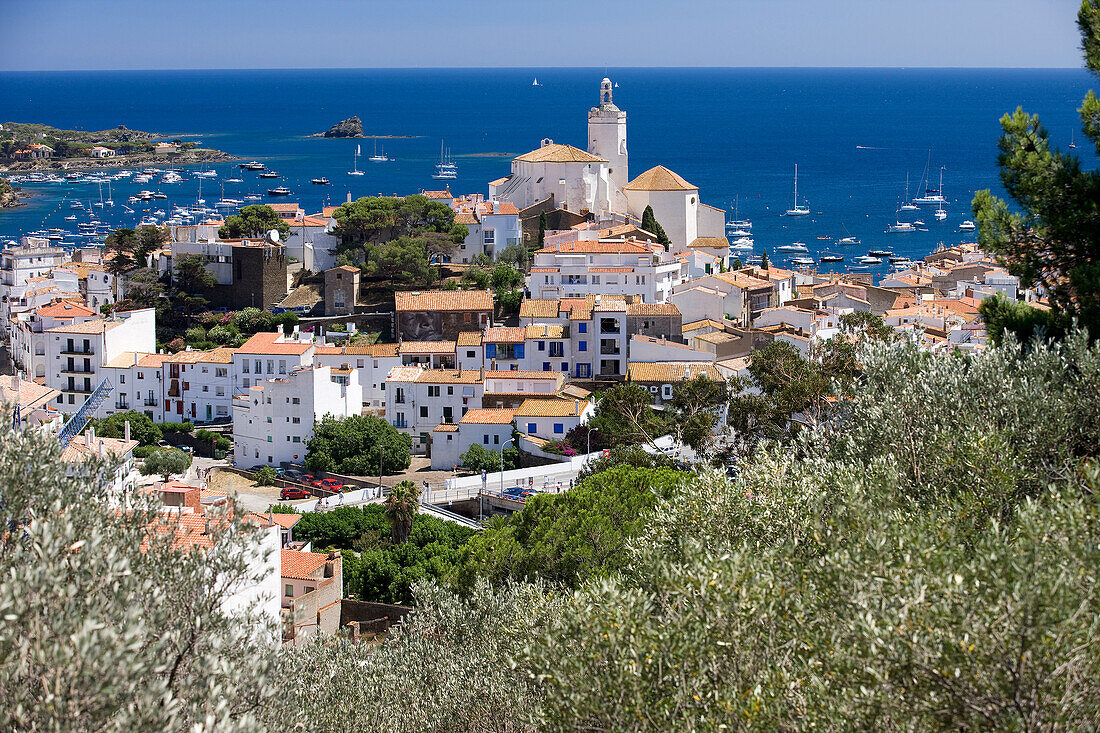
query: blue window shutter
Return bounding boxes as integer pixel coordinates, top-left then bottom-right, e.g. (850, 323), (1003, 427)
(543, 362), (551, 371)
(579, 341), (587, 352)
(538, 341), (546, 351)
(514, 343), (524, 358)
(554, 423), (564, 434)
(527, 423), (537, 433)
(579, 323), (587, 333)
(485, 343), (497, 359)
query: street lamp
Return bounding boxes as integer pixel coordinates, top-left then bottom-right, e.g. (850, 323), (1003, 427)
(499, 437), (514, 497)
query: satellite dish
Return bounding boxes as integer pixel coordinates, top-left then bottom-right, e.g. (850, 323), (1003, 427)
(266, 229), (280, 244)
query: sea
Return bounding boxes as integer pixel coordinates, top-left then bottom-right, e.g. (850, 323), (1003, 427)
(0, 68), (1095, 275)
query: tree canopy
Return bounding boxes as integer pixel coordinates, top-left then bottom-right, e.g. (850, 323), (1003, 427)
(218, 205), (291, 240)
(640, 205), (671, 248)
(304, 414), (412, 475)
(139, 447), (192, 482)
(972, 3), (1100, 337)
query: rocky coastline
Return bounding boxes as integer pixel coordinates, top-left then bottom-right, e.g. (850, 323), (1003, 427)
(0, 177), (22, 209)
(0, 148), (238, 174)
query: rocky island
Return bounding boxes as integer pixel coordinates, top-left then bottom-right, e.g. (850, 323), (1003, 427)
(319, 116), (364, 138)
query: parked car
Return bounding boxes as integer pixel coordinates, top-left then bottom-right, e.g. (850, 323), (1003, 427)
(280, 487), (312, 501)
(299, 473), (318, 486)
(319, 478), (342, 492)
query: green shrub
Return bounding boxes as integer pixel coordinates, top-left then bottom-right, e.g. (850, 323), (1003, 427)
(255, 466), (277, 486)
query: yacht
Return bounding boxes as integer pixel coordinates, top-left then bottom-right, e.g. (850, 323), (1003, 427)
(887, 254), (910, 263)
(267, 186), (292, 196)
(433, 141), (458, 180)
(727, 228), (752, 238)
(900, 172), (919, 210)
(912, 163), (948, 205)
(857, 255), (883, 265)
(913, 219), (926, 228)
(240, 161), (265, 170)
(258, 171), (280, 179)
(1070, 131), (1077, 149)
(868, 248), (893, 257)
(730, 239), (755, 252)
(153, 192), (168, 199)
(348, 145), (364, 176)
(819, 252), (844, 263)
(244, 194), (263, 201)
(311, 177), (331, 185)
(726, 196), (752, 230)
(368, 140), (392, 162)
(65, 214), (78, 221)
(886, 219), (916, 233)
(934, 207), (948, 221)
(532, 77), (541, 86)
(226, 177), (244, 183)
(777, 242), (809, 253)
(194, 169), (217, 178)
(784, 164), (811, 216)
(959, 219), (976, 231)
(790, 256), (816, 267)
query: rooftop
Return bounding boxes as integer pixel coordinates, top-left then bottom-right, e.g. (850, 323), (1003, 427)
(514, 397), (589, 418)
(236, 332), (313, 356)
(624, 165), (697, 192)
(628, 361), (722, 382)
(460, 408), (517, 425)
(281, 549), (329, 580)
(514, 142), (605, 164)
(394, 289), (493, 312)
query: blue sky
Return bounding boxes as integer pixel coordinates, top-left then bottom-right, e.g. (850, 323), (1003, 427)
(0, 0), (1083, 70)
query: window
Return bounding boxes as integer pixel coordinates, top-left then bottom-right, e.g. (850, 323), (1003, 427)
(549, 342), (564, 358)
(483, 435), (489, 445)
(278, 360), (286, 374)
(202, 367), (209, 374)
(266, 360), (274, 374)
(493, 434), (500, 445)
(527, 423), (537, 433)
(543, 362), (551, 371)
(578, 341), (587, 352)
(561, 362), (569, 372)
(254, 360), (261, 374)
(578, 323), (587, 333)
(466, 350), (476, 358)
(267, 436), (272, 442)
(427, 386), (440, 397)
(420, 406), (428, 418)
(292, 397), (300, 405)
(216, 387), (224, 396)
(202, 385), (209, 392)
(285, 584), (294, 597)
(216, 368), (227, 377)
(554, 423), (564, 434)
(119, 374), (125, 384)
(537, 341), (545, 351)
(138, 372), (144, 380)
(447, 386), (453, 395)
(357, 359), (364, 368)
(483, 229), (495, 244)
(242, 361), (250, 374)
(292, 417), (300, 424)
(292, 436), (301, 443)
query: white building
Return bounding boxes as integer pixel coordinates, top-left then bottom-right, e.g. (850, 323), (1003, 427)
(383, 367), (484, 455)
(162, 348), (236, 423)
(622, 166), (726, 253)
(232, 332), (316, 396)
(312, 342), (402, 411)
(232, 364), (361, 469)
(451, 197), (522, 263)
(529, 239), (681, 303)
(43, 308), (157, 415)
(100, 352), (169, 422)
(0, 238), (68, 325)
(61, 425), (139, 499)
(10, 300), (99, 379)
(431, 407), (517, 471)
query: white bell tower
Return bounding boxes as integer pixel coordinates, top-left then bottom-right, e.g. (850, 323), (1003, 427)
(588, 77), (628, 202)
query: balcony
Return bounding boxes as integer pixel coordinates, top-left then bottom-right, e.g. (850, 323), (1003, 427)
(392, 420), (408, 429)
(600, 343), (621, 356)
(64, 385), (94, 394)
(60, 366), (95, 374)
(115, 401), (130, 410)
(60, 347), (94, 356)
(144, 398), (159, 407)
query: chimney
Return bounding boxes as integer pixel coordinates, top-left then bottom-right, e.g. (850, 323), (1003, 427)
(574, 399), (579, 415)
(204, 519), (211, 535)
(124, 420), (131, 443)
(347, 620), (360, 642)
(86, 426), (95, 446)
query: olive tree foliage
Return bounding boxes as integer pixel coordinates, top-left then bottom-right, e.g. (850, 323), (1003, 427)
(0, 415), (281, 732)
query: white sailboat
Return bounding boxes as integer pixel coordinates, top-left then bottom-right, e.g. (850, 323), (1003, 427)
(532, 77), (541, 87)
(348, 144), (364, 176)
(912, 157), (947, 205)
(433, 141), (458, 180)
(369, 139), (391, 162)
(900, 172), (919, 210)
(784, 164), (810, 216)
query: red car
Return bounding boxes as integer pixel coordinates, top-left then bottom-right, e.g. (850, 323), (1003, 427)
(280, 487), (312, 501)
(319, 479), (343, 492)
(299, 474), (318, 485)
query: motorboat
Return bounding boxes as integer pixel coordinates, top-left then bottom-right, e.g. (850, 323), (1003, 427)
(777, 242), (809, 253)
(240, 161), (265, 170)
(888, 254), (910, 263)
(258, 171), (280, 178)
(819, 252), (844, 263)
(65, 214), (77, 221)
(934, 207), (948, 221)
(868, 248), (893, 257)
(730, 240), (755, 252)
(226, 177), (244, 183)
(267, 186), (292, 196)
(311, 177), (331, 185)
(887, 220), (916, 233)
(857, 255), (883, 264)
(784, 164), (811, 216)
(244, 194), (263, 201)
(194, 170), (217, 178)
(153, 192), (168, 199)
(790, 256), (816, 267)
(959, 219), (976, 231)
(838, 236), (860, 245)
(727, 228), (752, 238)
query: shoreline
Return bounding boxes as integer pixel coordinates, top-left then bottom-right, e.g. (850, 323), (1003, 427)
(306, 133), (420, 139)
(0, 148), (239, 174)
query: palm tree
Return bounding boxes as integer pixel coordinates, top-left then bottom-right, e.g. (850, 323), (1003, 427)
(383, 480), (420, 544)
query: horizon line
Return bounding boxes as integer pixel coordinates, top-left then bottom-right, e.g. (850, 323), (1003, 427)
(0, 65), (1087, 74)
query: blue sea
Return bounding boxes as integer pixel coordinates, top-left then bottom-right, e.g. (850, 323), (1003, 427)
(0, 68), (1095, 273)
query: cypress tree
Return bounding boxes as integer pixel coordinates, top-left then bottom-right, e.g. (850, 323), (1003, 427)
(641, 205), (672, 249)
(761, 249), (770, 271)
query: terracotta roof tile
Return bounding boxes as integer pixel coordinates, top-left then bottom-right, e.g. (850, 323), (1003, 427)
(394, 290), (492, 312)
(281, 549), (329, 580)
(514, 143), (605, 164)
(514, 397), (589, 418)
(624, 165), (697, 191)
(483, 327), (526, 344)
(236, 333), (312, 356)
(628, 362), (722, 383)
(400, 340), (456, 355)
(460, 408), (517, 424)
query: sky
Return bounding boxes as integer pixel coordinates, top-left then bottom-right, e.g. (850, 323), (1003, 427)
(0, 0), (1084, 70)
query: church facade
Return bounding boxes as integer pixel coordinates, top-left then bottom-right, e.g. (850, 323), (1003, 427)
(489, 78), (726, 254)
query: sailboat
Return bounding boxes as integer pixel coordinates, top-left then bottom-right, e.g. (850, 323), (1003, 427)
(726, 194), (752, 230)
(532, 77), (541, 87)
(433, 141), (458, 180)
(1070, 130), (1078, 149)
(899, 172), (919, 210)
(369, 139), (391, 162)
(912, 157), (947, 205)
(784, 164), (810, 216)
(837, 223), (861, 246)
(348, 144), (364, 176)
(105, 179), (114, 207)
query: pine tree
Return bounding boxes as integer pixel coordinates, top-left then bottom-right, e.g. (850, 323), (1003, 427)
(972, 2), (1100, 337)
(641, 205), (671, 250)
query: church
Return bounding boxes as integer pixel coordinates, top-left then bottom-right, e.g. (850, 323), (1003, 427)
(488, 78), (727, 253)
